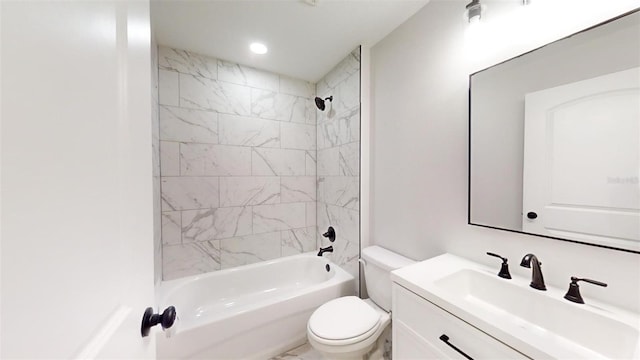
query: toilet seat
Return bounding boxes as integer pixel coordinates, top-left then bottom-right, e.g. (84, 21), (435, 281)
(308, 296), (381, 346)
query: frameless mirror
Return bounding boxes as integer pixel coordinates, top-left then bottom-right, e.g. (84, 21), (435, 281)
(469, 9), (640, 253)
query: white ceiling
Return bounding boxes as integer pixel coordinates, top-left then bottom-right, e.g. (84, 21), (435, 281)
(151, 0), (429, 82)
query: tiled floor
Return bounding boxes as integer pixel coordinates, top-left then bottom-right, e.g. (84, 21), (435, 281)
(270, 342), (322, 360)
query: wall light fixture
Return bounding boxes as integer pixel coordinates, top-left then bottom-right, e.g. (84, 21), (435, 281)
(465, 0), (485, 23)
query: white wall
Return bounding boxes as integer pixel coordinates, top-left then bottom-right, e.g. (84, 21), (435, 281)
(370, 0), (640, 312)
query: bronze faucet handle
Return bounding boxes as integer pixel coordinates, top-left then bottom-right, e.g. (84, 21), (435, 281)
(564, 276), (608, 304)
(486, 252), (511, 279)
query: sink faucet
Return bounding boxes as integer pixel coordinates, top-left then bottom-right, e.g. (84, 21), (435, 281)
(520, 254), (546, 290)
(317, 246), (333, 257)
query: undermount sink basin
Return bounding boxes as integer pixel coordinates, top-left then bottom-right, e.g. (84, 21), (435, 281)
(391, 254), (640, 359)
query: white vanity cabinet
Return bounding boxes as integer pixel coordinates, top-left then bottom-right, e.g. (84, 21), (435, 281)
(392, 284), (530, 359)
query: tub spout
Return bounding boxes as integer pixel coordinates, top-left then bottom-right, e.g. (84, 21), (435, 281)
(317, 246), (333, 257)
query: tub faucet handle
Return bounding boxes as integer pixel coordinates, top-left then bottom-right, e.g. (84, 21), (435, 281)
(323, 226), (336, 242)
(486, 252), (511, 279)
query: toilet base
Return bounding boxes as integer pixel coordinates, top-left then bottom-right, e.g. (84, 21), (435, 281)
(307, 299), (391, 360)
(309, 332), (388, 360)
(308, 334), (378, 359)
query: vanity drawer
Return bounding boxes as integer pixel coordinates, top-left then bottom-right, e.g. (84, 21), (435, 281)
(392, 284), (530, 360)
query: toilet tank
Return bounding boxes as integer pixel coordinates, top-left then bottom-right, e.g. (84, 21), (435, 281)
(361, 246), (416, 311)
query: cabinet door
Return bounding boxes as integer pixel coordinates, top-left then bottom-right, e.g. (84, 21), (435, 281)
(392, 285), (530, 359)
(394, 320), (448, 359)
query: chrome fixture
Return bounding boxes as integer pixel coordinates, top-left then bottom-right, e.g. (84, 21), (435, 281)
(464, 0), (484, 23)
(314, 96), (333, 111)
(486, 252), (511, 279)
(564, 277), (608, 304)
(520, 253), (546, 290)
(317, 246), (333, 257)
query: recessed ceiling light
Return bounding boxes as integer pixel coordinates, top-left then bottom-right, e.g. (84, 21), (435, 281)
(250, 42), (268, 55)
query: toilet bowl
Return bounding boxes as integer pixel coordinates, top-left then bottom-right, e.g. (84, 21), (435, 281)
(307, 246), (415, 359)
(307, 297), (389, 359)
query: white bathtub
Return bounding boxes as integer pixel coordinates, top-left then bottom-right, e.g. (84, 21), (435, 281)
(156, 252), (354, 359)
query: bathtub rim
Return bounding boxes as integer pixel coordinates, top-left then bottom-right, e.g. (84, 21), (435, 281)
(156, 252), (354, 332)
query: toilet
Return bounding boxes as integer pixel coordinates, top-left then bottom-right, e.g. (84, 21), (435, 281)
(307, 246), (416, 359)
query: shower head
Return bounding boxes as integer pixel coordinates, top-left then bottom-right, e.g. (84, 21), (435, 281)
(314, 96), (333, 111)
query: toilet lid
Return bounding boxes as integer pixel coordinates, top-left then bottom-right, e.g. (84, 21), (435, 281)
(308, 296), (381, 340)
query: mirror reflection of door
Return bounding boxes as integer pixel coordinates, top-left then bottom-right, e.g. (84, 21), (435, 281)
(522, 67), (640, 249)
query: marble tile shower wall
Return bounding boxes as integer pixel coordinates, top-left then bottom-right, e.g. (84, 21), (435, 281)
(316, 48), (361, 288)
(158, 46), (317, 280)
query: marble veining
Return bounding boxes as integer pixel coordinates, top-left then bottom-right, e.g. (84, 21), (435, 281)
(317, 108), (359, 149)
(159, 46), (360, 282)
(282, 122), (316, 151)
(330, 71), (360, 118)
(328, 239), (359, 279)
(316, 48), (360, 98)
(253, 203), (306, 234)
(220, 232), (281, 269)
(182, 207), (253, 242)
(306, 203), (317, 228)
(251, 89), (295, 121)
(219, 176), (280, 207)
(159, 105), (218, 144)
(318, 176), (359, 210)
(162, 241), (221, 280)
(271, 343), (321, 360)
(271, 338), (390, 360)
(161, 177), (219, 211)
(280, 75), (315, 98)
(160, 141), (180, 176)
(180, 143), (251, 176)
(161, 211), (181, 245)
(159, 70), (179, 107)
(339, 142), (360, 177)
(252, 148), (306, 176)
(317, 203), (359, 245)
(180, 74), (251, 116)
(313, 47), (360, 294)
(159, 46), (217, 80)
(218, 114), (280, 148)
(281, 176), (316, 203)
(282, 227), (316, 256)
(305, 151), (317, 176)
(317, 147), (340, 176)
(218, 60), (279, 91)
